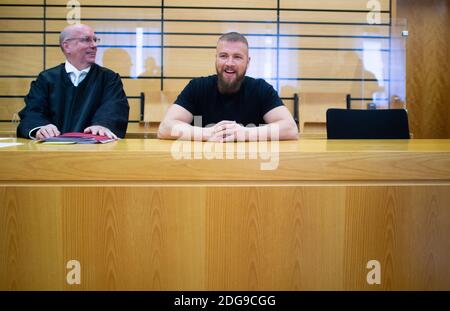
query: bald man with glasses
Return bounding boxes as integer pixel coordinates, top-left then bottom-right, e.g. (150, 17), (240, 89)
(17, 24), (129, 140)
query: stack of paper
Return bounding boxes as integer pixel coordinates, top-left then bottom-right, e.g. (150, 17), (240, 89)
(40, 132), (117, 144)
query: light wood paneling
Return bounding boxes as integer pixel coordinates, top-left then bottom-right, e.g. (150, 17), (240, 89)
(46, 33), (162, 46)
(0, 20), (43, 31)
(165, 35), (278, 48)
(280, 24), (390, 36)
(279, 50), (389, 79)
(165, 8), (276, 21)
(397, 0), (450, 138)
(0, 34), (43, 45)
(45, 20), (162, 32)
(164, 22), (277, 34)
(46, 7), (161, 19)
(279, 37), (389, 50)
(44, 48), (65, 69)
(123, 79), (161, 94)
(0, 47), (43, 76)
(47, 0), (161, 5)
(128, 98), (141, 121)
(0, 187), (64, 290)
(144, 90), (179, 121)
(164, 48), (216, 77)
(1, 139), (450, 182)
(0, 7), (43, 18)
(1, 185), (448, 290)
(343, 186), (450, 289)
(280, 0), (390, 10)
(0, 0), (42, 3)
(0, 78), (33, 96)
(279, 80), (386, 98)
(0, 99), (24, 120)
(165, 0), (277, 8)
(280, 11), (390, 24)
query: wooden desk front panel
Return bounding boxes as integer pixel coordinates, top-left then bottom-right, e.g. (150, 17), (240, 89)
(1, 184), (449, 290)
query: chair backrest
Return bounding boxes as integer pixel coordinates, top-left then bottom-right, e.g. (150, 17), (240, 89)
(326, 108), (410, 139)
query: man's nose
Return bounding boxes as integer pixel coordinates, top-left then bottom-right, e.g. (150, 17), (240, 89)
(225, 57), (234, 66)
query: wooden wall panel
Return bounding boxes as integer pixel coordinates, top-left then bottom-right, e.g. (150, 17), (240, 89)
(280, 24), (390, 36)
(0, 78), (33, 96)
(0, 47), (43, 75)
(280, 37), (390, 50)
(0, 7), (43, 18)
(164, 22), (277, 34)
(0, 99), (24, 120)
(44, 47), (66, 69)
(164, 48), (216, 77)
(45, 20), (162, 32)
(165, 34), (278, 48)
(0, 0), (42, 3)
(46, 7), (161, 20)
(1, 184), (449, 290)
(279, 50), (389, 79)
(46, 0), (161, 5)
(281, 0), (390, 10)
(280, 11), (390, 24)
(397, 0), (450, 138)
(0, 34), (42, 45)
(165, 8), (276, 21)
(0, 20), (43, 31)
(165, 0), (276, 7)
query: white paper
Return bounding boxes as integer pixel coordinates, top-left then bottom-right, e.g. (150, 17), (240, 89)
(0, 137), (15, 141)
(0, 142), (23, 148)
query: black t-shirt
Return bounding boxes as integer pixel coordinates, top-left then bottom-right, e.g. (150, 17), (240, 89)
(174, 75), (284, 127)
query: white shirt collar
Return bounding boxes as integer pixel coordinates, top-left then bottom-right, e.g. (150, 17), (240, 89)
(65, 60), (91, 75)
(65, 61), (91, 86)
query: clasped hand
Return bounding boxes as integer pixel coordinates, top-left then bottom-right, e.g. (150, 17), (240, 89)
(206, 120), (247, 142)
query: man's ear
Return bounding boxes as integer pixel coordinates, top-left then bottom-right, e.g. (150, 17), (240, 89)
(62, 41), (70, 54)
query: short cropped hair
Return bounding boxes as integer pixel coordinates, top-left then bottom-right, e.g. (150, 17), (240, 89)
(218, 32), (249, 47)
(59, 27), (73, 53)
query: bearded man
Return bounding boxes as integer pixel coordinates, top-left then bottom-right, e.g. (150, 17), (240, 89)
(157, 32), (298, 142)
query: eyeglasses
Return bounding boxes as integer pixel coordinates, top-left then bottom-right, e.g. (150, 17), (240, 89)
(65, 36), (101, 44)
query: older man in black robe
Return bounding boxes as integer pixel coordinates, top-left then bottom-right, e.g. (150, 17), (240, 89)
(17, 24), (129, 139)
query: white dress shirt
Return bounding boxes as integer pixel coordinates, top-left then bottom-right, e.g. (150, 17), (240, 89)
(65, 61), (91, 87)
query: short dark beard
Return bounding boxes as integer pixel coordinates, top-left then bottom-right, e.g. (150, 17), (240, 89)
(217, 73), (245, 94)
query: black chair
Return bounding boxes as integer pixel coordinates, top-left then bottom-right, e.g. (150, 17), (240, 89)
(326, 108), (410, 139)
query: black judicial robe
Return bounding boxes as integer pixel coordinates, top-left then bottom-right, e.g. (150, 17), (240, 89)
(17, 63), (129, 138)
